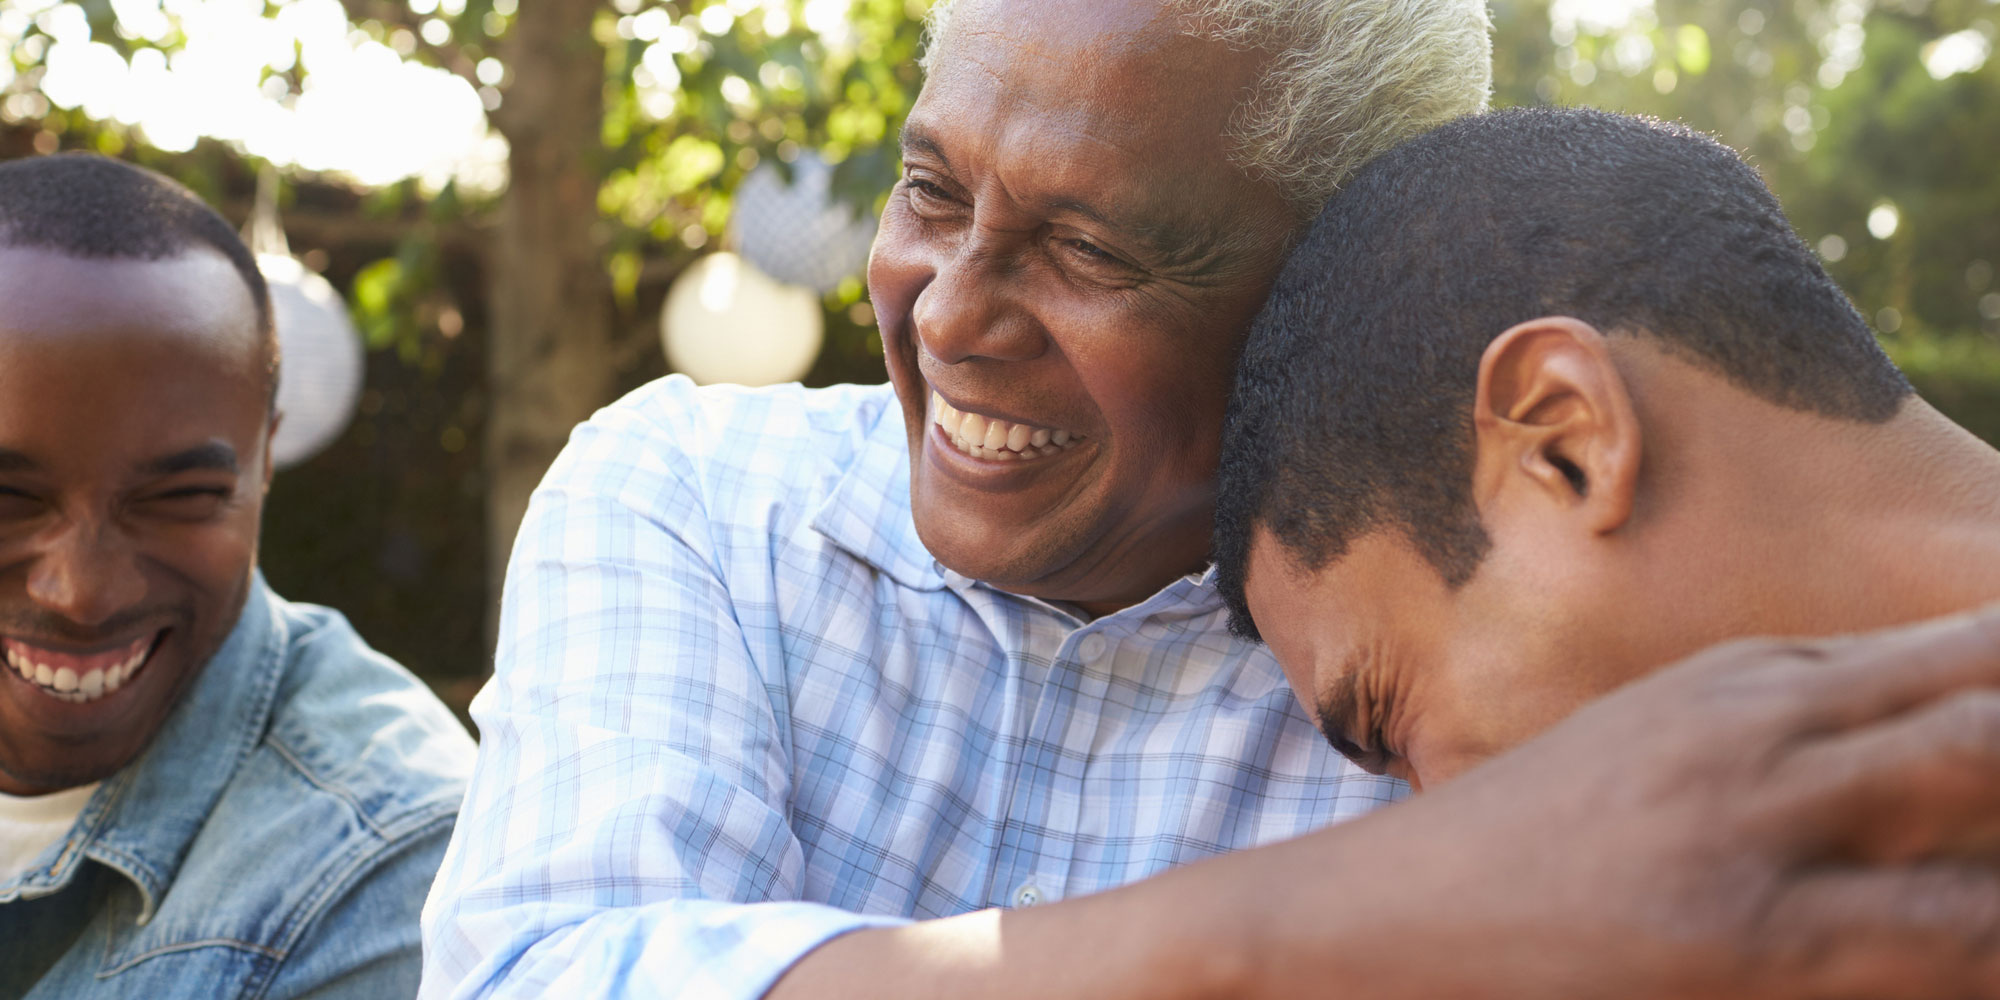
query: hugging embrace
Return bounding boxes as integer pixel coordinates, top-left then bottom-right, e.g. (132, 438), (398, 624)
(10, 3), (1993, 999)
(421, 1), (2000, 998)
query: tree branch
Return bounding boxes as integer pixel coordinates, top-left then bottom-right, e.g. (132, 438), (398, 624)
(219, 200), (496, 253)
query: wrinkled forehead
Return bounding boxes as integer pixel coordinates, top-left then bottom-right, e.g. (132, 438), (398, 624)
(0, 243), (263, 369)
(931, 0), (1217, 93)
(914, 0), (1292, 269)
(919, 0), (1266, 195)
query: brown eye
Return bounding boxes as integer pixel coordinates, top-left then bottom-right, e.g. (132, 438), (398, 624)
(901, 171), (960, 214)
(1068, 239), (1113, 260)
(1054, 235), (1137, 278)
(141, 487), (231, 521)
(0, 487), (44, 520)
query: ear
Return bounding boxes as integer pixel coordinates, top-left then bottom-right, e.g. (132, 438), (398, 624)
(262, 411), (283, 494)
(1470, 317), (1641, 536)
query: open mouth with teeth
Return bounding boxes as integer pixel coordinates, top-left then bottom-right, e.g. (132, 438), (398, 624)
(3, 630), (165, 705)
(932, 391), (1086, 462)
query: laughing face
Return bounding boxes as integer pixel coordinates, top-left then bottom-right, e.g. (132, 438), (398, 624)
(0, 244), (272, 795)
(869, 0), (1300, 615)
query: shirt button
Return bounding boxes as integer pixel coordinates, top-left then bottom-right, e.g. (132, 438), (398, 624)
(1138, 620), (1169, 640)
(1077, 634), (1108, 664)
(1013, 883), (1044, 908)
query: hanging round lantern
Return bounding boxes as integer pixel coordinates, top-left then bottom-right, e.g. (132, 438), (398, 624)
(732, 151), (878, 294)
(259, 253), (365, 468)
(662, 252), (825, 387)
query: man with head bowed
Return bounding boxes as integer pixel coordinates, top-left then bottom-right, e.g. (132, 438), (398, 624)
(421, 2), (2000, 998)
(1214, 107), (2000, 997)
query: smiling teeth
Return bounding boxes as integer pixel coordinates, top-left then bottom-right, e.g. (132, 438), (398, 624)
(932, 392), (1085, 461)
(5, 636), (151, 705)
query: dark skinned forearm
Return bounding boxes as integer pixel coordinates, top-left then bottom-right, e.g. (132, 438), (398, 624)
(769, 841), (1277, 1000)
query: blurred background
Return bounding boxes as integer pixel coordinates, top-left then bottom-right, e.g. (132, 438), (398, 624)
(0, 0), (1992, 718)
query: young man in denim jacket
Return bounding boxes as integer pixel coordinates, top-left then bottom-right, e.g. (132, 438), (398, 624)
(0, 153), (474, 999)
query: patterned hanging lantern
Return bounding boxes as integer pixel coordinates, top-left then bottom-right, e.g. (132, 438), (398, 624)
(732, 152), (877, 295)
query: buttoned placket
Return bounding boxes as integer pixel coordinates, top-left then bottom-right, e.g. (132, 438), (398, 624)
(981, 575), (1212, 912)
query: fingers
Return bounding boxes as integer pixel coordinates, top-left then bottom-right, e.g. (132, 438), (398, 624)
(1697, 605), (2000, 736)
(1757, 863), (2000, 1000)
(1772, 689), (2000, 864)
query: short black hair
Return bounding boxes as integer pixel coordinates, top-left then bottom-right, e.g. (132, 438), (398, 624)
(0, 153), (276, 390)
(1214, 106), (1914, 641)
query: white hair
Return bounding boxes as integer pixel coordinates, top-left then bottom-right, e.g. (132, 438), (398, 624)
(919, 0), (1493, 211)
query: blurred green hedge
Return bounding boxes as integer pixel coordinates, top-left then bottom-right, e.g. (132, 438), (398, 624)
(1901, 341), (2000, 446)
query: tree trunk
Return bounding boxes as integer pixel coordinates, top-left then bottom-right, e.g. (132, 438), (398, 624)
(487, 1), (613, 637)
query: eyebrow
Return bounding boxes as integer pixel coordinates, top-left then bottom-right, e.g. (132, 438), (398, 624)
(0, 449), (39, 474)
(898, 122), (952, 171)
(898, 122), (1239, 272)
(140, 442), (239, 477)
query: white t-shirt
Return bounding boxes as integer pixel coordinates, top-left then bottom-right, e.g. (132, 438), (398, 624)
(0, 782), (98, 882)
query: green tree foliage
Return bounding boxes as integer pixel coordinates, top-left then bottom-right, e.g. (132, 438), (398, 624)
(1489, 0), (2000, 436)
(590, 0), (931, 379)
(0, 0), (928, 370)
(1491, 0), (1999, 346)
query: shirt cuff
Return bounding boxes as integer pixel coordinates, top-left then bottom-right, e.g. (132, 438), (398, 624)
(506, 899), (913, 1000)
(694, 900), (912, 999)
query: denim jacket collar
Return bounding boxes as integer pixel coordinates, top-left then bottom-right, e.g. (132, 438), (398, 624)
(0, 574), (283, 924)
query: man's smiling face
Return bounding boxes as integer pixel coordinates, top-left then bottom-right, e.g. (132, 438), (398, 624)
(869, 0), (1299, 614)
(0, 244), (272, 795)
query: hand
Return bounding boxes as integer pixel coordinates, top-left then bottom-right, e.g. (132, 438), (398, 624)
(1251, 607), (2000, 999)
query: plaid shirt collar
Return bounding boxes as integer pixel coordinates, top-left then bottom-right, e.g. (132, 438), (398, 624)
(807, 391), (949, 594)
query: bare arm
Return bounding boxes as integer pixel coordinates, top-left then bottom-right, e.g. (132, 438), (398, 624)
(774, 844), (1269, 1000)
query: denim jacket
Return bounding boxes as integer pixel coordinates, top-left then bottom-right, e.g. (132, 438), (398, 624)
(0, 576), (475, 999)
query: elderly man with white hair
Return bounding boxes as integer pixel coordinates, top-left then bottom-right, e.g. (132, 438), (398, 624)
(420, 1), (2000, 997)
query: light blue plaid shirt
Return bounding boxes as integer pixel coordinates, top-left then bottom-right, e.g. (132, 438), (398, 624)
(420, 377), (1406, 1000)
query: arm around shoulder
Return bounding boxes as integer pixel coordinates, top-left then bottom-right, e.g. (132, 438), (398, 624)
(769, 842), (1280, 1000)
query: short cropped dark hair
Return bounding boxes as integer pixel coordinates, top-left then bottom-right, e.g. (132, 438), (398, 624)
(1213, 106), (1914, 641)
(0, 153), (276, 392)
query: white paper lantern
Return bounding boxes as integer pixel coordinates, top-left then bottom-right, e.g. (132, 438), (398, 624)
(662, 252), (825, 387)
(732, 152), (878, 294)
(259, 254), (365, 468)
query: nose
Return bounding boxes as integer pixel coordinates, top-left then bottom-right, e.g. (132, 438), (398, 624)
(909, 241), (1048, 367)
(27, 519), (146, 629)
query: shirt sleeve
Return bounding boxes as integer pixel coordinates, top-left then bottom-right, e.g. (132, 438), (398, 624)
(419, 383), (907, 1000)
